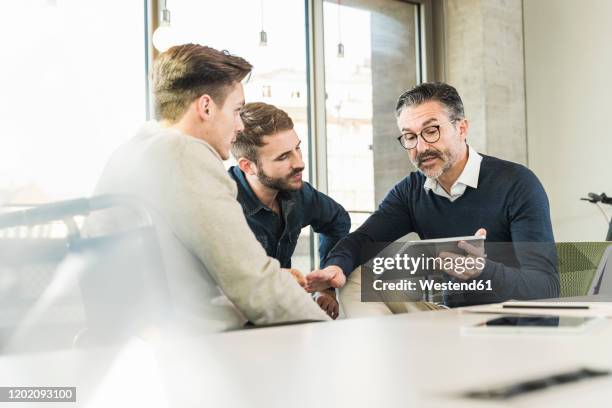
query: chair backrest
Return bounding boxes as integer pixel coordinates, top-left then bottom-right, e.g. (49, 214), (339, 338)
(0, 195), (172, 352)
(0, 237), (83, 352)
(556, 242), (612, 297)
(71, 224), (172, 343)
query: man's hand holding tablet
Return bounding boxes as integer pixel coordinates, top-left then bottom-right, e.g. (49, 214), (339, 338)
(437, 228), (487, 280)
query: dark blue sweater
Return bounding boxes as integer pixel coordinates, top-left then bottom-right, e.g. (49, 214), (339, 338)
(323, 154), (560, 306)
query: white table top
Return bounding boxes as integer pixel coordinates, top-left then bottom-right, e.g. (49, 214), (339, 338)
(2, 307), (612, 408)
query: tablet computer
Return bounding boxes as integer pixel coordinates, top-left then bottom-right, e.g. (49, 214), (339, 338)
(372, 235), (486, 278)
(397, 235), (486, 256)
(461, 314), (605, 335)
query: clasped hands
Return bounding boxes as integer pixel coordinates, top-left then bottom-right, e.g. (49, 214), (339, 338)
(283, 229), (487, 318)
(282, 267), (339, 319)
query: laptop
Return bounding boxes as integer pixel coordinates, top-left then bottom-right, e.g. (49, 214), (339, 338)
(589, 245), (612, 295)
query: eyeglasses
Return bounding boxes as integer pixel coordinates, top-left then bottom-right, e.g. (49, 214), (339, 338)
(396, 120), (458, 150)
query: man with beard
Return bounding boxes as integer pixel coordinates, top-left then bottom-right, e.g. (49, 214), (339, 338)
(305, 82), (559, 313)
(229, 102), (351, 319)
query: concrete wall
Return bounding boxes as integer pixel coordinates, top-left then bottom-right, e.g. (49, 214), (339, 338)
(442, 0), (527, 164)
(523, 0), (612, 240)
(441, 0), (612, 240)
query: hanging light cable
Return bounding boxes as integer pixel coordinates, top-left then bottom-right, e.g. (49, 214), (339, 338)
(153, 0), (174, 52)
(259, 0), (268, 47)
(337, 0), (344, 58)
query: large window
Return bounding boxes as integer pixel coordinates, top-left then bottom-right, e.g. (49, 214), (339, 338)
(0, 0), (426, 270)
(166, 0), (423, 269)
(0, 0), (146, 206)
(169, 0), (313, 271)
(168, 0), (310, 176)
(323, 0), (421, 230)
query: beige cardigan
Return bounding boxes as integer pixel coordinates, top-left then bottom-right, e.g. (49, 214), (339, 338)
(89, 121), (329, 333)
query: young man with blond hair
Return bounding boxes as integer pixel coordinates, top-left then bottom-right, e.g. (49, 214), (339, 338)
(90, 45), (329, 332)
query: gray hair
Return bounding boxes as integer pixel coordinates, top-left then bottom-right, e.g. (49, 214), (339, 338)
(395, 82), (465, 120)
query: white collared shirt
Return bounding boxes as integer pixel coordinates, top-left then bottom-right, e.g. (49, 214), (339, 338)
(423, 145), (482, 202)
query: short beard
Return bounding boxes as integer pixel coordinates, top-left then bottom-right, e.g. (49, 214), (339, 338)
(410, 147), (458, 179)
(257, 166), (304, 192)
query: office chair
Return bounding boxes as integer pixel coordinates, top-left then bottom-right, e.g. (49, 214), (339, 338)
(556, 242), (612, 297)
(0, 195), (173, 352)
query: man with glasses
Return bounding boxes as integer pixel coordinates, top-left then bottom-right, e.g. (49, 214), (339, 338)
(305, 82), (559, 313)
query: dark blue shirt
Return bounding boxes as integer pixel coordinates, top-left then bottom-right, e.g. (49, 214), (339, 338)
(229, 166), (351, 268)
(322, 154), (560, 306)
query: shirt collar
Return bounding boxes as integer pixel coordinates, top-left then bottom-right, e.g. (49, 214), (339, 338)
(229, 166), (296, 216)
(456, 145), (482, 189)
(229, 166), (267, 216)
(423, 145), (482, 199)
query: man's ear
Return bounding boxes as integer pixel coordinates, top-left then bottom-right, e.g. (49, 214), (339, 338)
(458, 118), (469, 142)
(195, 94), (214, 121)
(237, 157), (257, 176)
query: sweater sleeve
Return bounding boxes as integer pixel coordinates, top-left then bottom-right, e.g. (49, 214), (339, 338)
(154, 139), (330, 324)
(468, 167), (560, 304)
(322, 178), (416, 276)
